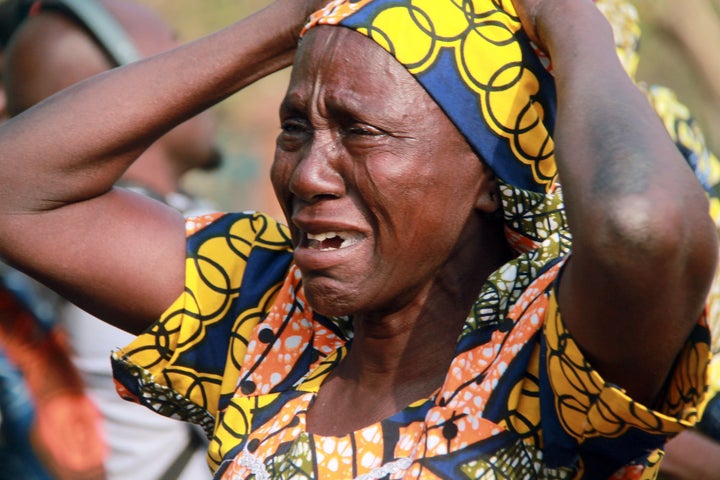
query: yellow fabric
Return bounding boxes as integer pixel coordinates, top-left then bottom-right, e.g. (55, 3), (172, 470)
(112, 213), (709, 478)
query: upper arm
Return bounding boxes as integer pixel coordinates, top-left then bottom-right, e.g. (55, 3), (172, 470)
(0, 187), (187, 334)
(557, 183), (716, 405)
(553, 83), (719, 404)
(536, 3), (718, 405)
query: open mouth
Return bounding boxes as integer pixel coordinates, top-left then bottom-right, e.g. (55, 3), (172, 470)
(305, 231), (364, 251)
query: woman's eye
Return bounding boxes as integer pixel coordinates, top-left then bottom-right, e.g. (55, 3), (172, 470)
(345, 125), (382, 137)
(281, 119), (309, 134)
(277, 119), (311, 151)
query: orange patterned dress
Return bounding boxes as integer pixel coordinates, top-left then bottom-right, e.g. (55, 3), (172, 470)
(112, 211), (709, 479)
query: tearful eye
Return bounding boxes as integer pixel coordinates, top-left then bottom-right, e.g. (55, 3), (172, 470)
(278, 118), (311, 151)
(344, 124), (383, 137)
(281, 119), (310, 134)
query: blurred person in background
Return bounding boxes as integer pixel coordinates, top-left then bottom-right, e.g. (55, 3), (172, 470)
(0, 3), (106, 478)
(0, 270), (106, 480)
(1, 0), (222, 478)
(0, 260), (105, 480)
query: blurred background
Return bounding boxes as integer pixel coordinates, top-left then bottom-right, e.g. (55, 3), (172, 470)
(139, 0), (720, 219)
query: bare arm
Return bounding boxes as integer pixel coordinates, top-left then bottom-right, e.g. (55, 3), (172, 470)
(513, 0), (717, 404)
(661, 429), (720, 479)
(0, 0), (327, 334)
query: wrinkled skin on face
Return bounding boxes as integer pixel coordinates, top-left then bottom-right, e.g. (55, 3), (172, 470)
(272, 27), (509, 320)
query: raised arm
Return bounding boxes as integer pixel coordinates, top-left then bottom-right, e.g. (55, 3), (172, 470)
(514, 0), (717, 404)
(0, 0), (327, 334)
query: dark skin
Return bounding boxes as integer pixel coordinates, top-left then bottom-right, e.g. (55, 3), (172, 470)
(0, 0), (715, 440)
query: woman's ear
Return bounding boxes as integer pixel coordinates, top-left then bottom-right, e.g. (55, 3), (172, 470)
(474, 167), (501, 213)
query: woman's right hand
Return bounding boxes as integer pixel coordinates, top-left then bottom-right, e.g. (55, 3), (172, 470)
(275, 0), (335, 38)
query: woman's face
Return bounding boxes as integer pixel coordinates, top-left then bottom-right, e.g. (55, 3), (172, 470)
(272, 27), (496, 318)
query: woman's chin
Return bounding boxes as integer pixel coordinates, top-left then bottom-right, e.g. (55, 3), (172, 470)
(303, 280), (359, 318)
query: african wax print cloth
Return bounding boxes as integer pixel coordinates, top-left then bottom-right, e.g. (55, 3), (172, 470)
(111, 211), (708, 479)
(110, 0), (714, 479)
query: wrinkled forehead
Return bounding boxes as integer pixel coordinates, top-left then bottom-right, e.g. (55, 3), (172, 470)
(289, 26), (421, 100)
(292, 26), (386, 83)
(285, 25), (456, 145)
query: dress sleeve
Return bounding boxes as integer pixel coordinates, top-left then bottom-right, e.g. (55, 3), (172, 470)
(111, 212), (294, 437)
(538, 275), (711, 477)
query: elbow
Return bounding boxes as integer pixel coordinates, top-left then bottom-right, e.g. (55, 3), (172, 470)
(585, 194), (718, 292)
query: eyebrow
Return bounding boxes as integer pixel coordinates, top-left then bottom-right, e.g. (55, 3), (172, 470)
(278, 93), (305, 119)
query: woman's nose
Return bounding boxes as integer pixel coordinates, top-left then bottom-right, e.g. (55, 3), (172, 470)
(288, 134), (345, 203)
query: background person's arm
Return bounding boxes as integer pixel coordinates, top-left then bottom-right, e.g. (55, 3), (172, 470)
(660, 429), (720, 479)
(0, 0), (328, 334)
(513, 0), (717, 405)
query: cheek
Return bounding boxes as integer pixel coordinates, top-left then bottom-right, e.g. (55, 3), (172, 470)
(375, 183), (469, 256)
(360, 159), (462, 230)
(270, 153), (293, 203)
(395, 178), (480, 254)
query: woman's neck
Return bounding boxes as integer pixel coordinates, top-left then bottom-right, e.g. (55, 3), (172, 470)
(306, 212), (511, 436)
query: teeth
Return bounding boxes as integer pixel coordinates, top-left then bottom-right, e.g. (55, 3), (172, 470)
(307, 232), (337, 242)
(306, 231), (363, 251)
